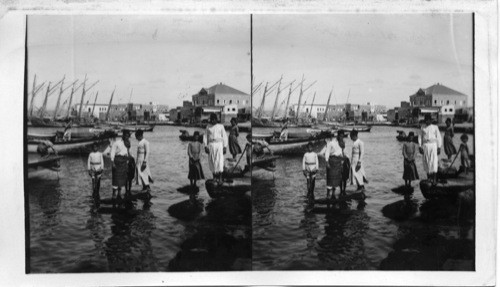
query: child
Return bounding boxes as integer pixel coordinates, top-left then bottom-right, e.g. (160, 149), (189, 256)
(402, 132), (419, 188)
(87, 143), (104, 198)
(188, 131), (205, 187)
(228, 118), (242, 160)
(460, 134), (471, 175)
(302, 142), (319, 199)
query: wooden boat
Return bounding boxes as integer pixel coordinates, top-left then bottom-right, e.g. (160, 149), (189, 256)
(28, 155), (63, 169)
(122, 124), (155, 132)
(264, 130), (332, 155)
(396, 130), (418, 143)
(419, 174), (473, 200)
(205, 179), (250, 198)
(27, 133), (114, 155)
(338, 125), (372, 133)
(179, 130), (204, 142)
(27, 132), (57, 141)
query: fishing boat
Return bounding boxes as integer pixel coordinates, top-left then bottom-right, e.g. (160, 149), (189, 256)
(179, 130), (204, 142)
(122, 124), (155, 132)
(205, 179), (251, 198)
(338, 125), (372, 133)
(265, 132), (329, 155)
(419, 173), (473, 200)
(396, 130), (418, 143)
(28, 154), (63, 178)
(27, 132), (115, 155)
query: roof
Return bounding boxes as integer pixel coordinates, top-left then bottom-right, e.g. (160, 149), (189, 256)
(206, 83), (249, 96)
(424, 84), (467, 97)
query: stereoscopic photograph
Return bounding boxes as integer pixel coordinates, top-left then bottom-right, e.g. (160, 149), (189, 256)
(251, 14), (474, 270)
(25, 15), (252, 272)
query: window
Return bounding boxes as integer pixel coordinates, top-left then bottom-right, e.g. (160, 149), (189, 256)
(217, 99), (220, 104)
(450, 108), (453, 112)
(223, 100), (226, 104)
(237, 100), (240, 104)
(444, 109), (447, 112)
(455, 100), (457, 104)
(232, 108), (236, 112)
(440, 100), (443, 104)
(229, 100), (232, 104)
(447, 100), (450, 105)
(434, 100), (437, 104)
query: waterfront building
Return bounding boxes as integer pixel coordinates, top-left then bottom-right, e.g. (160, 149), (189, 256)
(291, 103), (387, 121)
(192, 83), (250, 110)
(409, 83), (468, 109)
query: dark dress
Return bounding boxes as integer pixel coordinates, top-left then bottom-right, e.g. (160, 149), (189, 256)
(402, 142), (419, 180)
(443, 125), (457, 157)
(228, 125), (242, 156)
(188, 142), (205, 180)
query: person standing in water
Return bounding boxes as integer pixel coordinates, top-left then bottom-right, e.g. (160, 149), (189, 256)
(110, 130), (131, 200)
(228, 117), (242, 160)
(88, 142), (104, 198)
(324, 132), (343, 200)
(402, 132), (419, 188)
(188, 131), (205, 187)
(302, 142), (319, 199)
(459, 134), (471, 175)
(135, 130), (153, 196)
(350, 130), (368, 192)
(204, 113), (228, 183)
(418, 115), (442, 184)
(443, 118), (457, 160)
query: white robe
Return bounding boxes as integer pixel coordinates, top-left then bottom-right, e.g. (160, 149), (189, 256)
(136, 138), (153, 185)
(419, 124), (442, 174)
(203, 123), (228, 174)
(351, 139), (368, 185)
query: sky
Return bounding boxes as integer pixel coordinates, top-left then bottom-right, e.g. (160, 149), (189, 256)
(27, 15), (251, 111)
(253, 14), (473, 112)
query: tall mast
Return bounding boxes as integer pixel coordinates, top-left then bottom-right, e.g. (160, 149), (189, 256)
(257, 82), (268, 119)
(66, 84), (75, 119)
(91, 92), (98, 118)
(270, 76), (283, 121)
(29, 75), (37, 117)
(309, 92), (316, 118)
(77, 75), (88, 120)
(323, 88), (333, 122)
(39, 82), (52, 117)
(105, 87), (115, 121)
(52, 76), (65, 120)
(295, 75), (305, 121)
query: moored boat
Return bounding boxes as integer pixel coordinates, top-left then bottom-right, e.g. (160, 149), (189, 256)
(179, 130), (204, 142)
(122, 124), (155, 132)
(338, 125), (372, 133)
(396, 130), (418, 143)
(28, 132), (115, 155)
(266, 135), (328, 155)
(419, 173), (473, 200)
(205, 179), (251, 198)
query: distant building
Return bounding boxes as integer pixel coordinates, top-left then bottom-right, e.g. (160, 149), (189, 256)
(291, 103), (386, 121)
(192, 83), (250, 110)
(409, 83), (468, 109)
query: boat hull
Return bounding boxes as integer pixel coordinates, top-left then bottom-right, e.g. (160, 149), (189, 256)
(268, 137), (326, 155)
(28, 137), (111, 155)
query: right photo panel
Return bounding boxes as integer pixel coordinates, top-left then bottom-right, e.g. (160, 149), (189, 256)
(251, 14), (474, 271)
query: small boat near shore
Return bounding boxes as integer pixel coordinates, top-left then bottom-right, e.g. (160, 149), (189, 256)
(179, 130), (204, 142)
(396, 130), (418, 143)
(28, 133), (114, 155)
(267, 135), (328, 155)
(205, 179), (251, 198)
(121, 124), (155, 132)
(338, 125), (372, 133)
(420, 173), (473, 200)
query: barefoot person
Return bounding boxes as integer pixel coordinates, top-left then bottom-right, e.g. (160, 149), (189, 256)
(459, 134), (471, 175)
(324, 132), (343, 200)
(418, 115), (442, 184)
(443, 118), (457, 160)
(135, 130), (153, 195)
(350, 130), (368, 191)
(302, 142), (319, 199)
(228, 118), (242, 160)
(87, 142), (104, 198)
(402, 132), (419, 188)
(111, 130), (131, 200)
(204, 113), (228, 183)
(188, 131), (205, 187)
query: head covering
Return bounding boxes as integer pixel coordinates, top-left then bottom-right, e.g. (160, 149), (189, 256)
(135, 129), (144, 137)
(408, 131), (415, 137)
(193, 131), (200, 137)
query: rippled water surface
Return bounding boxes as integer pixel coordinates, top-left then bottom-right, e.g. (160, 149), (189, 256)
(27, 125), (251, 273)
(252, 125), (475, 270)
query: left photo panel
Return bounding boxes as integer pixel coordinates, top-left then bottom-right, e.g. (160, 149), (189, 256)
(25, 15), (252, 272)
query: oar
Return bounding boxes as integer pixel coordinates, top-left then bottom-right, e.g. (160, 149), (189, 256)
(224, 144), (248, 184)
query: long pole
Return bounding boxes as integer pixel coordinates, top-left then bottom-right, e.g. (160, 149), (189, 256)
(29, 75), (37, 117)
(52, 76), (65, 120)
(257, 82), (268, 119)
(323, 88), (333, 122)
(91, 92), (98, 118)
(77, 75), (88, 120)
(270, 76), (283, 121)
(309, 92), (316, 118)
(105, 87), (115, 121)
(295, 76), (305, 120)
(39, 82), (51, 118)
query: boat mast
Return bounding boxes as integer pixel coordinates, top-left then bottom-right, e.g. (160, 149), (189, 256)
(105, 87), (115, 122)
(270, 76), (283, 121)
(91, 91), (98, 118)
(295, 75), (305, 121)
(323, 87), (333, 122)
(283, 79), (302, 120)
(38, 82), (51, 118)
(77, 75), (88, 120)
(66, 80), (85, 119)
(52, 76), (65, 120)
(257, 82), (268, 119)
(309, 92), (316, 118)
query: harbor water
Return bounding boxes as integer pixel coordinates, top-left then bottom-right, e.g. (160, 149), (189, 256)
(252, 125), (475, 270)
(27, 125), (251, 272)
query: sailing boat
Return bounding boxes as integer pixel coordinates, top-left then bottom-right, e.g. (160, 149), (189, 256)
(337, 89), (372, 133)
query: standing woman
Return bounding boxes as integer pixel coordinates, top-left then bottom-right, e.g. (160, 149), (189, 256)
(350, 130), (368, 191)
(443, 118), (457, 160)
(110, 130), (131, 200)
(204, 113), (228, 183)
(135, 129), (154, 195)
(418, 115), (442, 184)
(228, 117), (242, 160)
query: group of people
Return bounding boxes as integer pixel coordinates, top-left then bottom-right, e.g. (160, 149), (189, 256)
(187, 114), (247, 187)
(87, 129), (153, 201)
(402, 115), (472, 187)
(302, 130), (368, 201)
